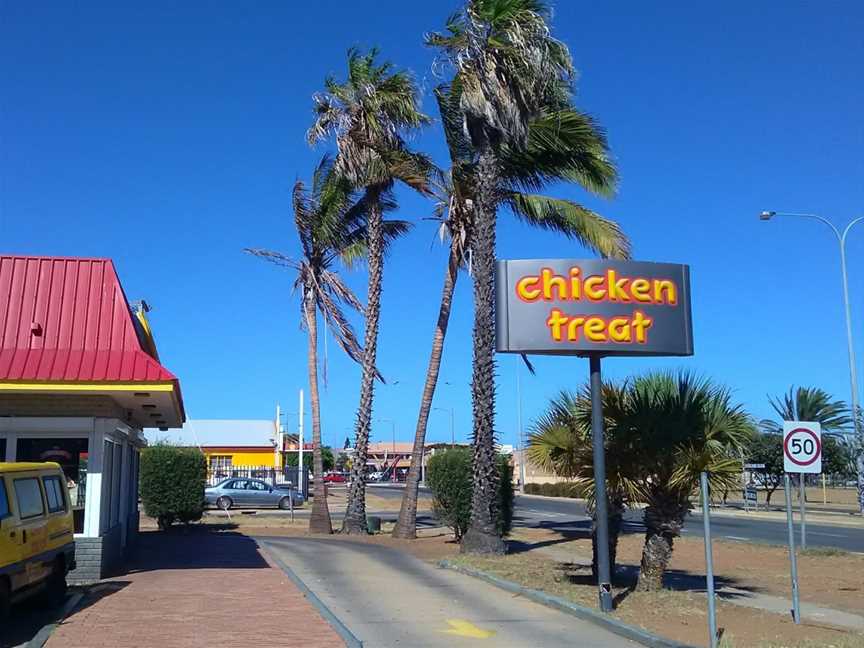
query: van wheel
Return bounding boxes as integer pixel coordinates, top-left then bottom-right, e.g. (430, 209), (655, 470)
(44, 558), (67, 604)
(217, 496), (233, 511)
(0, 578), (10, 619)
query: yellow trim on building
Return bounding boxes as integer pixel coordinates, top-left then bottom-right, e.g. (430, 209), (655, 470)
(0, 382), (175, 392)
(204, 449), (279, 468)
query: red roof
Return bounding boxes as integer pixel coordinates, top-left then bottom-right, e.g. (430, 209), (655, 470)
(0, 255), (177, 382)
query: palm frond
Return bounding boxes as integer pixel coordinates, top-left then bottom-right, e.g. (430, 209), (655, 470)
(505, 192), (630, 259)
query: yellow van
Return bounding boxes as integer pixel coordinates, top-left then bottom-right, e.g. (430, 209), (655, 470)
(0, 462), (76, 617)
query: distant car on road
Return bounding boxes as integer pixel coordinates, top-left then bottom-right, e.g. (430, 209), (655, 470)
(323, 472), (348, 484)
(205, 478), (304, 511)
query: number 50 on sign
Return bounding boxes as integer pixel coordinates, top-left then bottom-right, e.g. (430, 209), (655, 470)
(783, 421), (822, 474)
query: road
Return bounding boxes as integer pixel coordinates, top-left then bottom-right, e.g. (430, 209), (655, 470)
(260, 536), (636, 648)
(367, 485), (864, 553)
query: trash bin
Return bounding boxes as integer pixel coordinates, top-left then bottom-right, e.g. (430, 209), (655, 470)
(367, 516), (382, 533)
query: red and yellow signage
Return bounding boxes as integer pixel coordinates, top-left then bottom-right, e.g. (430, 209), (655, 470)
(496, 259), (693, 356)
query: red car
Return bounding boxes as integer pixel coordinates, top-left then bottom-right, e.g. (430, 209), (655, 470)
(323, 472), (348, 484)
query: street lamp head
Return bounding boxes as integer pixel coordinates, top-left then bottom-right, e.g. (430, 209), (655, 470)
(759, 211), (776, 221)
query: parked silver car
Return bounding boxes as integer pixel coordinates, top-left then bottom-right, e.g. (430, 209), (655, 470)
(204, 478), (304, 510)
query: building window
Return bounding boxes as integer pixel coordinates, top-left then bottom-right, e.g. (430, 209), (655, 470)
(0, 438), (5, 461)
(210, 455), (232, 473)
(16, 437), (88, 533)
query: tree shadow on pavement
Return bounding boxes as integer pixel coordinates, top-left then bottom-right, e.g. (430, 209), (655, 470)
(605, 565), (757, 607)
(124, 526), (271, 574)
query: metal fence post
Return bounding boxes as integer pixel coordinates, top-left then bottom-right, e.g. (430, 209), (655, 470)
(700, 472), (718, 648)
(784, 473), (801, 623)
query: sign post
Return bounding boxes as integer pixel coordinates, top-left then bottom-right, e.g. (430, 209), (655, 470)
(589, 355), (613, 612)
(495, 259), (693, 612)
(783, 421), (821, 550)
(781, 421), (822, 622)
(700, 472), (718, 648)
(743, 463), (764, 512)
(784, 473), (801, 624)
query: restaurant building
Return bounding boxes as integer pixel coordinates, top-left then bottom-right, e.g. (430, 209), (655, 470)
(0, 255), (185, 583)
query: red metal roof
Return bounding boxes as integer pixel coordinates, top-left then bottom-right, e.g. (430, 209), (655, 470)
(0, 255), (178, 382)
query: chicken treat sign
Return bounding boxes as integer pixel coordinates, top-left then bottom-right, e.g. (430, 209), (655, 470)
(495, 259), (693, 356)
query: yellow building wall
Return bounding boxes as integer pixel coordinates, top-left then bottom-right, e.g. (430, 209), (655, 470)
(203, 448), (278, 467)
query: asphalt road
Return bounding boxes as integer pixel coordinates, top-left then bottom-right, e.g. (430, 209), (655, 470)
(367, 485), (864, 552)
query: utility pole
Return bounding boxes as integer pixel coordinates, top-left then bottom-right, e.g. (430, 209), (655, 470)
(516, 361), (526, 494)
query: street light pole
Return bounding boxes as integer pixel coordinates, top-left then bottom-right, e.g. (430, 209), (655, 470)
(761, 211), (864, 511)
(516, 360), (526, 495)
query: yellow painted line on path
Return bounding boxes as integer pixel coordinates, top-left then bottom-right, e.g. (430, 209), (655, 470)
(443, 619), (496, 639)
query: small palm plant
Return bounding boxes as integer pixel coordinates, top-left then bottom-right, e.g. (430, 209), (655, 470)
(527, 371), (754, 591)
(528, 386), (642, 579)
(308, 47), (431, 534)
(630, 372), (754, 591)
(246, 155), (409, 534)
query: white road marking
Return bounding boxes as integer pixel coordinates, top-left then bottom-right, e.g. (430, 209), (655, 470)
(809, 532), (846, 538)
(724, 535), (750, 541)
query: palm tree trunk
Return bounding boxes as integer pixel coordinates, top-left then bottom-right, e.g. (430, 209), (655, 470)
(342, 188), (383, 535)
(393, 243), (460, 539)
(306, 290), (332, 534)
(636, 497), (687, 591)
(462, 144), (505, 555)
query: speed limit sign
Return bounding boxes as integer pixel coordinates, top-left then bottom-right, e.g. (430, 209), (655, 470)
(783, 421), (822, 474)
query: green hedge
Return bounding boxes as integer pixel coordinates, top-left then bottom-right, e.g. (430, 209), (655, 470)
(140, 444), (206, 529)
(426, 448), (514, 541)
(524, 482), (587, 498)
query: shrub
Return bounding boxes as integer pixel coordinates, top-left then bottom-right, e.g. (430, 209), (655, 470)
(426, 448), (515, 540)
(427, 448), (472, 540)
(140, 444), (206, 529)
(524, 483), (541, 495)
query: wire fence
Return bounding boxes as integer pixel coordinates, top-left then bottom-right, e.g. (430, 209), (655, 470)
(206, 464), (308, 497)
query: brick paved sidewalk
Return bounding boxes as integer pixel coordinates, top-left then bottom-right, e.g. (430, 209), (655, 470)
(47, 529), (344, 648)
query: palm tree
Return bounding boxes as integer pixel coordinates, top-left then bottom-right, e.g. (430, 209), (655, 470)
(392, 84), (631, 538)
(630, 372), (753, 591)
(309, 47), (431, 534)
(427, 0), (578, 555)
(527, 386), (642, 580)
(246, 157), (409, 533)
(760, 386), (852, 434)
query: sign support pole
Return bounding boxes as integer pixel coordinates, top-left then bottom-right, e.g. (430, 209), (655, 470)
(799, 474), (807, 550)
(784, 473), (801, 624)
(700, 472), (718, 648)
(589, 354), (613, 613)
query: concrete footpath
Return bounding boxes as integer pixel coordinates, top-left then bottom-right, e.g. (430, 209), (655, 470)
(44, 530), (343, 648)
(258, 536), (639, 648)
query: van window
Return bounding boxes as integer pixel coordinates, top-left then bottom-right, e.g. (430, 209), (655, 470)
(14, 478), (45, 519)
(0, 479), (9, 519)
(43, 476), (67, 513)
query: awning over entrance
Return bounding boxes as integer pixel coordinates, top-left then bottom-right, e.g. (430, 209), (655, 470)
(0, 255), (185, 428)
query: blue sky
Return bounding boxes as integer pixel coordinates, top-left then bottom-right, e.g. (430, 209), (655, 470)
(3, 1), (862, 449)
